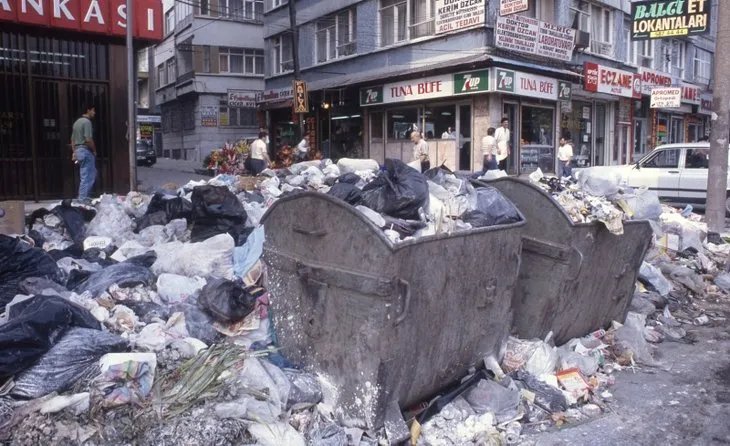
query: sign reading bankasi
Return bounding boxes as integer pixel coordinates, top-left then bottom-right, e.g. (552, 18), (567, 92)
(435, 0), (485, 35)
(495, 15), (575, 62)
(631, 0), (710, 40)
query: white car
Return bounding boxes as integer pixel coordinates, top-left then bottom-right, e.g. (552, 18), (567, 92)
(584, 142), (730, 212)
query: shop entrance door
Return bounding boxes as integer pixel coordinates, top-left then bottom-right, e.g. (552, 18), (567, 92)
(33, 79), (69, 199)
(633, 119), (647, 162)
(614, 124), (630, 165)
(457, 104), (472, 171)
(503, 102), (519, 174)
(670, 116), (684, 143)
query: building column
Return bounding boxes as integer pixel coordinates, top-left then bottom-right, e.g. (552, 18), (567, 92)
(472, 95), (491, 172)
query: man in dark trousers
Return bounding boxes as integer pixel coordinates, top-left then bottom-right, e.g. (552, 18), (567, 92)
(70, 104), (97, 202)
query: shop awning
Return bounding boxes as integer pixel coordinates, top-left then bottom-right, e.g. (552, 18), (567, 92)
(486, 56), (582, 79)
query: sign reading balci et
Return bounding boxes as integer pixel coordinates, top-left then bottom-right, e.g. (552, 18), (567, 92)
(631, 0), (710, 40)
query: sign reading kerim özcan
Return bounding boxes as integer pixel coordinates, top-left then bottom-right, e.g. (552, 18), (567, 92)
(631, 0), (710, 40)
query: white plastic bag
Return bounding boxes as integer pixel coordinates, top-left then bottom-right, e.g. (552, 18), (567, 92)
(155, 273), (207, 303)
(151, 233), (235, 279)
(337, 158), (379, 174)
(86, 195), (135, 245)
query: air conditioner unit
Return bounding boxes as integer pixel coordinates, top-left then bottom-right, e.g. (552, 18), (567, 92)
(575, 31), (590, 50)
(590, 40), (613, 57)
(640, 57), (653, 69)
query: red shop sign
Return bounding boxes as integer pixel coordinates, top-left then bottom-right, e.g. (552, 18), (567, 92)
(584, 62), (641, 99)
(0, 0), (163, 41)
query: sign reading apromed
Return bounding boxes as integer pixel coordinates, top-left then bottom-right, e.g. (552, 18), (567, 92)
(495, 14), (576, 62)
(583, 62), (642, 99)
(499, 0), (528, 16)
(435, 0), (485, 35)
(0, 0), (164, 40)
(494, 68), (571, 101)
(227, 90), (257, 108)
(631, 0), (710, 40)
(650, 88), (682, 108)
(638, 67), (673, 96)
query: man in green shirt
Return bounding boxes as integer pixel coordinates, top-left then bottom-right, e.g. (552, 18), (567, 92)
(70, 104), (97, 202)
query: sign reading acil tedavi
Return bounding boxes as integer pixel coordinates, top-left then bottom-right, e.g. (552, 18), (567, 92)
(435, 0), (484, 35)
(583, 62), (642, 99)
(631, 0), (710, 40)
(0, 0), (163, 40)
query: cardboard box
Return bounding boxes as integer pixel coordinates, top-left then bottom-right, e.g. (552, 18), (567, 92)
(0, 201), (25, 235)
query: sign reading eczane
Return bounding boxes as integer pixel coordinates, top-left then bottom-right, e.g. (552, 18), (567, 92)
(631, 0), (710, 40)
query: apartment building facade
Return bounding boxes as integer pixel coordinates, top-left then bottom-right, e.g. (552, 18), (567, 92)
(262, 0), (716, 174)
(155, 0), (265, 160)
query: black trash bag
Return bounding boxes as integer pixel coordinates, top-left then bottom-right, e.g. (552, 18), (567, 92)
(65, 269), (92, 291)
(197, 279), (260, 323)
(123, 300), (171, 325)
(190, 185), (249, 245)
(327, 182), (362, 205)
(10, 327), (127, 399)
(469, 186), (522, 226)
(18, 277), (69, 296)
(0, 295), (101, 381)
(136, 193), (193, 232)
(26, 230), (44, 248)
(324, 176), (337, 187)
(284, 369), (323, 410)
(171, 302), (221, 345)
(82, 247), (117, 268)
(46, 243), (84, 262)
(309, 423), (348, 446)
(381, 215), (426, 238)
(242, 191), (266, 204)
(511, 371), (568, 413)
(73, 253), (157, 298)
(337, 172), (361, 185)
(52, 200), (96, 246)
(0, 235), (62, 312)
(360, 159), (429, 220)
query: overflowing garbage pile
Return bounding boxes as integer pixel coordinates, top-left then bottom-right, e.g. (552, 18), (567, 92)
(0, 159), (728, 445)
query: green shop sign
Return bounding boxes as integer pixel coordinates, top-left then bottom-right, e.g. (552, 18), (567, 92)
(631, 0), (710, 40)
(360, 86), (384, 106)
(453, 70), (490, 95)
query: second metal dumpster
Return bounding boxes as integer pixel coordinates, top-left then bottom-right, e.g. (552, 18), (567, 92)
(482, 177), (653, 346)
(261, 191), (525, 429)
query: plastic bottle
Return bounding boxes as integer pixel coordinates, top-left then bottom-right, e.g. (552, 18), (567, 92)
(681, 205), (693, 217)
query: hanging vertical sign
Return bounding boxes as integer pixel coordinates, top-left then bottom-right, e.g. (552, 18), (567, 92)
(293, 80), (308, 114)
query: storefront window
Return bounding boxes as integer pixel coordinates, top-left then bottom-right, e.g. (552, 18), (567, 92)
(561, 102), (592, 168)
(329, 113), (363, 159)
(657, 114), (669, 145)
(520, 106), (554, 173)
(387, 108), (419, 140)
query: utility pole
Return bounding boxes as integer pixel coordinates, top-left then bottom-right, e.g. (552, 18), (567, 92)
(288, 0), (304, 137)
(126, 0), (138, 192)
(706, 0), (730, 236)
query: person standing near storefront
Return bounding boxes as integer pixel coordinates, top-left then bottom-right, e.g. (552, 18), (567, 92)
(247, 131), (271, 175)
(558, 137), (574, 179)
(411, 131), (430, 172)
(479, 127), (497, 175)
(70, 104), (97, 203)
(296, 134), (310, 162)
(494, 118), (511, 171)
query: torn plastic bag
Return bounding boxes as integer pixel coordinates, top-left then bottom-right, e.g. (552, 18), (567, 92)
(614, 311), (659, 366)
(11, 327), (127, 399)
(714, 271), (730, 292)
(309, 423), (348, 446)
(424, 166), (468, 196)
(659, 262), (705, 295)
(190, 185), (249, 245)
(327, 182), (363, 205)
(233, 225), (265, 278)
(170, 302), (220, 344)
(51, 201), (96, 246)
(73, 253), (157, 298)
(198, 279), (259, 323)
(624, 188), (662, 221)
(233, 357), (290, 413)
(284, 369), (323, 410)
(0, 235), (62, 311)
(337, 172), (362, 185)
(360, 158), (429, 220)
(0, 295), (100, 380)
(467, 186), (522, 226)
(510, 370), (568, 413)
(575, 167), (624, 198)
(464, 379), (520, 419)
(151, 233), (235, 280)
(156, 273), (206, 304)
(136, 193), (192, 232)
(85, 195), (135, 246)
(336, 158), (379, 174)
(382, 215), (426, 238)
(638, 262), (672, 296)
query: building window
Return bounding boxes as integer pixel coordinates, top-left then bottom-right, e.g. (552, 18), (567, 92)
(166, 58), (176, 84)
(165, 9), (175, 35)
(316, 9), (357, 63)
(694, 48), (712, 84)
(271, 35), (293, 74)
(266, 0), (284, 11)
(157, 63), (167, 87)
(219, 47), (264, 74)
(380, 0), (435, 47)
(219, 101), (258, 127)
(633, 39), (655, 68)
(662, 39), (686, 78)
(221, 0), (263, 21)
(203, 46), (211, 72)
(200, 0), (210, 15)
(572, 1), (613, 57)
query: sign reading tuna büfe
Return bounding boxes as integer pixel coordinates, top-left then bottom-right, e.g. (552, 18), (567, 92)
(631, 0), (710, 40)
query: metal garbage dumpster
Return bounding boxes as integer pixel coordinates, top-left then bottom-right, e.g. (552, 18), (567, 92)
(479, 177), (653, 346)
(260, 191), (525, 428)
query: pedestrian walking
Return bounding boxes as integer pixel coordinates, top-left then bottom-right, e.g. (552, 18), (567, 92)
(411, 130), (430, 172)
(558, 137), (574, 178)
(494, 118), (511, 171)
(480, 127), (498, 175)
(247, 131), (271, 175)
(70, 104), (97, 203)
(296, 134), (310, 162)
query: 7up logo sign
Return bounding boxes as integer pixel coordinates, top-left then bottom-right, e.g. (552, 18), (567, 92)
(360, 86), (383, 106)
(454, 70), (489, 95)
(496, 69), (515, 93)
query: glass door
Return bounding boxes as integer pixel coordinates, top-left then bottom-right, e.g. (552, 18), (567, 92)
(503, 102), (519, 174)
(457, 104), (472, 171)
(614, 125), (630, 165)
(670, 116), (684, 143)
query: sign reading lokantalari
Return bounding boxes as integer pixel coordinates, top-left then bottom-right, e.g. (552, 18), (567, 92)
(631, 0), (710, 40)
